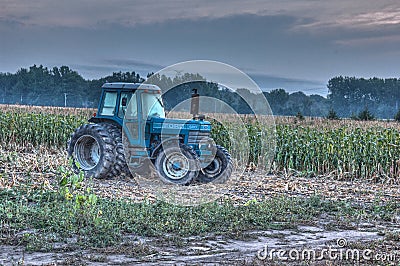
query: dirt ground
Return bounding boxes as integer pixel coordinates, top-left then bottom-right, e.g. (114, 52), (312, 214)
(1, 147), (400, 265)
(2, 145), (400, 204)
(1, 222), (399, 265)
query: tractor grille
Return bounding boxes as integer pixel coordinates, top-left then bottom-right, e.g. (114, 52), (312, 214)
(188, 131), (210, 144)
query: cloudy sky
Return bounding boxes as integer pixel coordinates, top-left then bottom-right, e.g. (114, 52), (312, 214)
(1, 0), (400, 95)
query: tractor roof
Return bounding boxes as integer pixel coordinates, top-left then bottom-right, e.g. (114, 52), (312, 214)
(102, 82), (161, 91)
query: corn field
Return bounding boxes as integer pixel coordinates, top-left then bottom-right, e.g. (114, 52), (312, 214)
(1, 105), (400, 181)
(274, 125), (400, 181)
(0, 107), (88, 147)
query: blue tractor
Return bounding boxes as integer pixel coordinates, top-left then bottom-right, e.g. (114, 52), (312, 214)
(67, 83), (233, 185)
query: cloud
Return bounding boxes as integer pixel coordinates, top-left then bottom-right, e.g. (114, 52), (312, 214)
(1, 1), (400, 86)
(337, 9), (400, 28)
(248, 73), (326, 95)
(1, 0), (398, 31)
(0, 0), (278, 28)
(103, 59), (164, 70)
(71, 59), (166, 79)
(0, 15), (28, 29)
(292, 4), (400, 32)
(335, 34), (400, 47)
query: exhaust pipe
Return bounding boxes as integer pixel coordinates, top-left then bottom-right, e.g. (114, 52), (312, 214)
(191, 88), (199, 119)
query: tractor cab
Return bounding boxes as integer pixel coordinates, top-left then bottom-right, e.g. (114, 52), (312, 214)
(90, 83), (165, 126)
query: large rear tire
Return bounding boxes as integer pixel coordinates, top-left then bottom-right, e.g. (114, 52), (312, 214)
(100, 123), (132, 178)
(155, 143), (199, 185)
(196, 145), (233, 184)
(67, 124), (116, 179)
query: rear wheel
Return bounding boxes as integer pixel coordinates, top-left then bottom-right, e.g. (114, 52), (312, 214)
(155, 144), (199, 185)
(67, 124), (116, 179)
(197, 145), (232, 184)
(100, 123), (132, 178)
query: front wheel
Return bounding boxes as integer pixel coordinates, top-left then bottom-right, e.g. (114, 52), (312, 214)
(197, 145), (233, 184)
(155, 144), (199, 185)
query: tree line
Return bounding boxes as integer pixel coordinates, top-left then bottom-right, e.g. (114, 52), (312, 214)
(0, 65), (144, 107)
(0, 65), (399, 119)
(327, 76), (400, 119)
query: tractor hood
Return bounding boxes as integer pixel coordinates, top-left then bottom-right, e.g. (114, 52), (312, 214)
(148, 117), (211, 133)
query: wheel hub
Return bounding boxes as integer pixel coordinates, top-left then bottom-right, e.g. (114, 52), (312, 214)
(163, 152), (189, 180)
(74, 135), (100, 170)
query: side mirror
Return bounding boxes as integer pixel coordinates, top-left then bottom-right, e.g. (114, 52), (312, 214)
(121, 97), (127, 107)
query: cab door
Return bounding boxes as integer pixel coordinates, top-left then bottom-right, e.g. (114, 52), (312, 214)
(122, 92), (145, 147)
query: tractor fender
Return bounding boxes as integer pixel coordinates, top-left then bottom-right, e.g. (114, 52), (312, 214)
(151, 137), (182, 159)
(88, 117), (121, 128)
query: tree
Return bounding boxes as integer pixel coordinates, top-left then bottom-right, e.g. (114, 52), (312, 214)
(268, 89), (289, 105)
(326, 108), (339, 120)
(394, 109), (400, 122)
(358, 107), (375, 121)
(296, 112), (304, 120)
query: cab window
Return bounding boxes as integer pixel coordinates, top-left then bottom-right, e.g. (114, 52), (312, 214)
(118, 92), (133, 118)
(100, 91), (117, 116)
(141, 93), (165, 119)
(121, 92), (138, 119)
